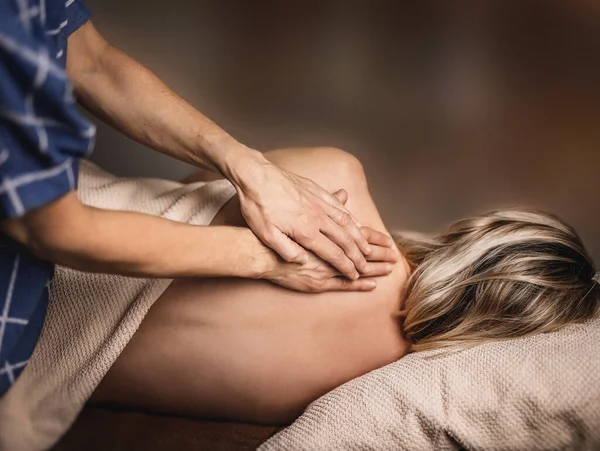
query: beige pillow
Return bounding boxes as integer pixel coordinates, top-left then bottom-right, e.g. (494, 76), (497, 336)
(260, 316), (600, 451)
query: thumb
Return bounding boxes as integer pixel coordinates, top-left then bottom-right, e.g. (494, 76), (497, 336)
(333, 189), (348, 205)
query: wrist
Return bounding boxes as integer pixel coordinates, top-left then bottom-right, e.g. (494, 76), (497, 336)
(214, 144), (269, 190)
(237, 227), (278, 280)
(191, 127), (268, 188)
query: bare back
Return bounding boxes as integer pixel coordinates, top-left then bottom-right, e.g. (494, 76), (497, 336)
(91, 148), (411, 424)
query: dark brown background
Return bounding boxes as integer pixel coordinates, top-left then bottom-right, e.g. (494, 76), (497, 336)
(85, 0), (600, 262)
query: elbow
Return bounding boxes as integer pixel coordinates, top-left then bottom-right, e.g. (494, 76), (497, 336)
(0, 192), (93, 267)
(26, 224), (81, 265)
(21, 200), (92, 266)
(26, 233), (52, 262)
(27, 232), (68, 264)
(0, 217), (65, 263)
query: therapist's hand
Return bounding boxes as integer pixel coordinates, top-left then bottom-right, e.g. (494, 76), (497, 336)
(233, 157), (373, 280)
(259, 226), (399, 292)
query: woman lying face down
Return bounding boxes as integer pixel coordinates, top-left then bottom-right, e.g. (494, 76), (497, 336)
(91, 147), (599, 425)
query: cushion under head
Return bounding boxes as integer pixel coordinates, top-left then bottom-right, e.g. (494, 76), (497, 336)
(261, 315), (600, 451)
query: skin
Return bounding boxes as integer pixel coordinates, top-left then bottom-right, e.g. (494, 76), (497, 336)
(90, 147), (413, 424)
(0, 21), (398, 292)
(63, 21), (378, 281)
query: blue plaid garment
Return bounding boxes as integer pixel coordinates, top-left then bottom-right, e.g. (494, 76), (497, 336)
(0, 0), (95, 396)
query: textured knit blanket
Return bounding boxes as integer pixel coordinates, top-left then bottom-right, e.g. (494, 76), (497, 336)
(0, 161), (236, 451)
(260, 314), (600, 450)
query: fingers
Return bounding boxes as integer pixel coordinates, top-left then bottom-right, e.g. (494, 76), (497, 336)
(329, 192), (363, 228)
(333, 189), (348, 205)
(365, 244), (399, 263)
(362, 262), (394, 277)
(319, 277), (378, 292)
(317, 186), (362, 227)
(299, 233), (360, 280)
(361, 226), (395, 247)
(263, 227), (308, 264)
(322, 202), (372, 256)
(319, 216), (369, 277)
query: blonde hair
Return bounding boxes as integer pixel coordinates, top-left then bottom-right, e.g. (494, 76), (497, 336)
(394, 209), (600, 352)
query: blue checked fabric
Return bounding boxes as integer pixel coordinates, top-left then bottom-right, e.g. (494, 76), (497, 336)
(0, 0), (94, 396)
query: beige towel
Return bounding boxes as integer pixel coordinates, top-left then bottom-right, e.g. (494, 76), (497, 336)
(0, 161), (236, 451)
(260, 315), (600, 451)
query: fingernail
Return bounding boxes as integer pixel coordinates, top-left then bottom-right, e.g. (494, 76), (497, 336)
(366, 280), (377, 289)
(385, 264), (393, 273)
(365, 246), (373, 255)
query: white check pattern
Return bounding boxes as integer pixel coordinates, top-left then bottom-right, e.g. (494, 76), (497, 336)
(0, 360), (28, 384)
(0, 256), (23, 359)
(0, 0), (95, 218)
(0, 0), (94, 395)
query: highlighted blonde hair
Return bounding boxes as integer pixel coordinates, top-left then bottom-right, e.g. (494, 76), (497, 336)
(394, 210), (600, 352)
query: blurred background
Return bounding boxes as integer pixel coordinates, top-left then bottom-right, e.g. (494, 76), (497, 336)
(85, 0), (600, 261)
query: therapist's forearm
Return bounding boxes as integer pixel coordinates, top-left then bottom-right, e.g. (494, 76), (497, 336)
(61, 210), (266, 278)
(2, 193), (268, 279)
(66, 23), (263, 178)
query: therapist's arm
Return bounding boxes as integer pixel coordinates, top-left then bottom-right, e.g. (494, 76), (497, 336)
(0, 192), (387, 291)
(65, 21), (251, 175)
(1, 192), (264, 279)
(64, 21), (382, 280)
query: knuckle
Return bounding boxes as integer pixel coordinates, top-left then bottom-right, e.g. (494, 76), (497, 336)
(338, 212), (352, 226)
(356, 258), (369, 272)
(285, 250), (302, 262)
(295, 228), (314, 243)
(338, 279), (350, 290)
(360, 226), (371, 240)
(339, 231), (355, 248)
(332, 248), (346, 262)
(306, 233), (320, 246)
